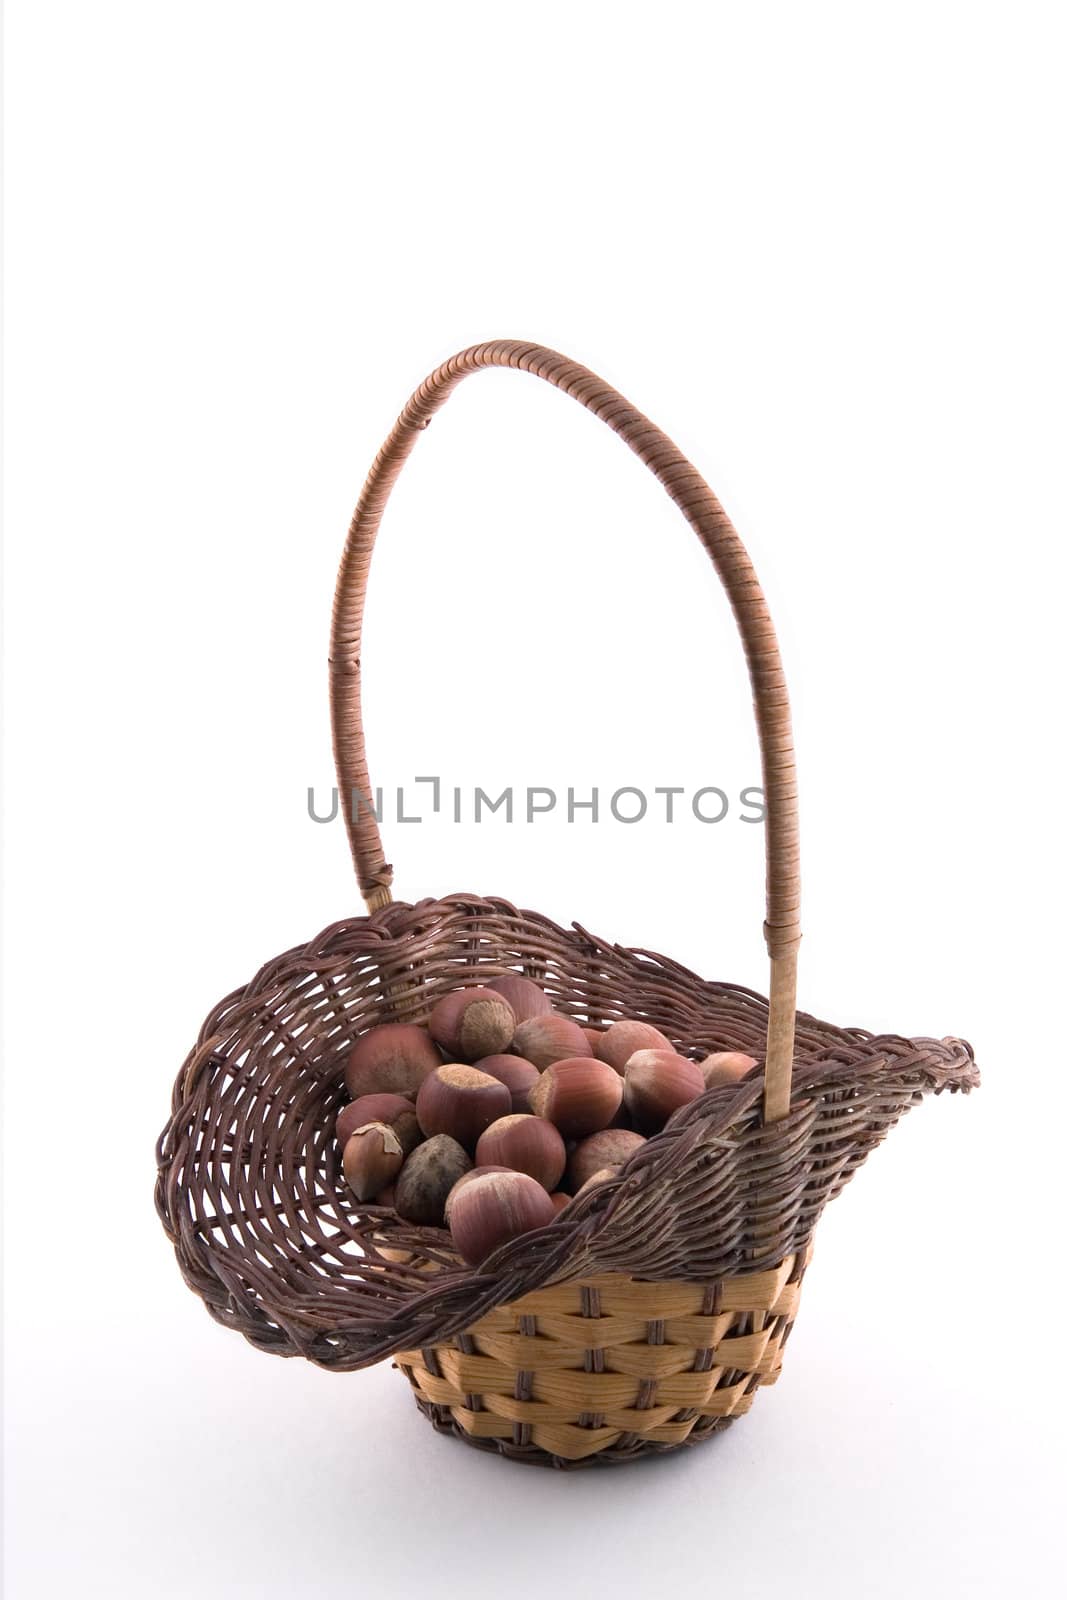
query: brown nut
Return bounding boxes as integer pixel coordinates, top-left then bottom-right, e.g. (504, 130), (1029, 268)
(428, 987), (516, 1060)
(574, 1165), (621, 1198)
(512, 1015), (593, 1071)
(443, 1165), (511, 1225)
(487, 974), (552, 1026)
(566, 1129), (646, 1192)
(342, 1122), (405, 1202)
(548, 1191), (572, 1214)
(581, 1026), (604, 1053)
(416, 1064), (511, 1151)
(527, 1057), (622, 1138)
(596, 1019), (674, 1074)
(623, 1049), (705, 1133)
(448, 1169), (556, 1266)
(474, 1054), (542, 1113)
(475, 1114), (567, 1191)
(394, 1134), (471, 1226)
(345, 1023), (441, 1099)
(336, 1093), (421, 1154)
(700, 1050), (758, 1089)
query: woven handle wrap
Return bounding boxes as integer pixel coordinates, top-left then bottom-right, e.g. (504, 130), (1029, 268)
(330, 342), (800, 1120)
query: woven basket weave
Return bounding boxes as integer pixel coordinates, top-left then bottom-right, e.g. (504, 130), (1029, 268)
(156, 341), (977, 1468)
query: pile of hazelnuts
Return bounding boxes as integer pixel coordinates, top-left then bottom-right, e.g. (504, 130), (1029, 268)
(336, 974), (756, 1268)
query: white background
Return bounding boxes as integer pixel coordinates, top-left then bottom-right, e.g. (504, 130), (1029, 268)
(4, 3), (1065, 1595)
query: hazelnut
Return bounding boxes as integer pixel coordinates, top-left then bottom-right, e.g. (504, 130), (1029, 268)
(345, 1023), (441, 1099)
(474, 1053), (541, 1113)
(623, 1049), (705, 1133)
(574, 1165), (621, 1198)
(512, 1014), (593, 1071)
(394, 1134), (471, 1226)
(475, 1114), (567, 1191)
(336, 1093), (421, 1154)
(415, 1064), (511, 1150)
(567, 1129), (646, 1192)
(581, 1026), (604, 1052)
(428, 987), (516, 1060)
(527, 1057), (622, 1138)
(443, 1165), (510, 1226)
(700, 1050), (758, 1089)
(342, 1122), (405, 1202)
(448, 1169), (556, 1266)
(596, 1019), (674, 1074)
(487, 974), (552, 1026)
(549, 1191), (572, 1214)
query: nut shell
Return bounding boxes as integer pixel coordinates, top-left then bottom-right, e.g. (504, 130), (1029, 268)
(448, 1169), (556, 1266)
(459, 996), (516, 1058)
(596, 1019), (674, 1074)
(527, 1057), (623, 1138)
(416, 1064), (511, 1151)
(394, 1134), (471, 1226)
(567, 1128), (646, 1192)
(428, 987), (516, 1060)
(487, 974), (552, 1025)
(336, 1093), (420, 1153)
(474, 1054), (541, 1113)
(345, 1023), (441, 1099)
(623, 1049), (705, 1133)
(574, 1165), (621, 1198)
(512, 1015), (593, 1071)
(700, 1050), (758, 1089)
(342, 1122), (405, 1202)
(549, 1191), (572, 1214)
(475, 1114), (567, 1191)
(443, 1165), (511, 1225)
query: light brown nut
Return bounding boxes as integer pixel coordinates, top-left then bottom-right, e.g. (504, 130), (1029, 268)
(512, 1015), (594, 1071)
(623, 1050), (705, 1133)
(487, 974), (552, 1026)
(336, 1093), (420, 1153)
(416, 1064), (512, 1150)
(474, 1054), (541, 1113)
(448, 1170), (556, 1267)
(596, 1019), (674, 1074)
(566, 1128), (646, 1192)
(428, 988), (516, 1060)
(475, 1114), (567, 1191)
(345, 1023), (441, 1099)
(700, 1051), (758, 1090)
(527, 1057), (623, 1138)
(342, 1122), (405, 1202)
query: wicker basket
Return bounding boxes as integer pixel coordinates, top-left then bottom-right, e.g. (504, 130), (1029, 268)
(156, 341), (977, 1468)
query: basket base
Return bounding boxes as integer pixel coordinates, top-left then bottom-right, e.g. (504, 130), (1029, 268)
(407, 1391), (742, 1469)
(394, 1247), (808, 1468)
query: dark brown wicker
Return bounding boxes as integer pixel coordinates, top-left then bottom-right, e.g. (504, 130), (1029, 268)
(156, 343), (977, 1468)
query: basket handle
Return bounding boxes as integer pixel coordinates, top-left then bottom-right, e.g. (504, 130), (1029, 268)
(330, 342), (800, 1121)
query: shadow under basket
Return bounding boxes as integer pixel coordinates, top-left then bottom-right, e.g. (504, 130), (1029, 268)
(155, 343), (978, 1468)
